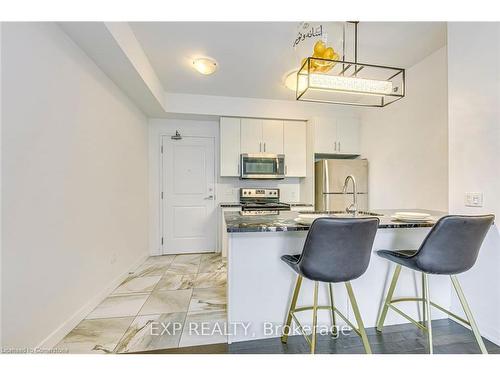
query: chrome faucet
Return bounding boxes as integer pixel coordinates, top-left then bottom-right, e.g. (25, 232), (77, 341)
(342, 175), (358, 215)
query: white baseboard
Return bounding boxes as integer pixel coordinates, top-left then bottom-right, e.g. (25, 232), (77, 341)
(37, 253), (149, 349)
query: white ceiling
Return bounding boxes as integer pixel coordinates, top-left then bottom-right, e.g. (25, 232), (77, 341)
(131, 22), (446, 101)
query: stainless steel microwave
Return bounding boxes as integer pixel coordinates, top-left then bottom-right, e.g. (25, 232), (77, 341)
(240, 154), (285, 179)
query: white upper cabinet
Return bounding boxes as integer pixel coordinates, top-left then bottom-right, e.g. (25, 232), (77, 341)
(283, 121), (307, 177)
(241, 119), (284, 154)
(262, 120), (284, 154)
(220, 117), (241, 177)
(314, 118), (338, 154)
(220, 117), (306, 178)
(336, 117), (360, 155)
(313, 117), (360, 155)
(240, 118), (263, 154)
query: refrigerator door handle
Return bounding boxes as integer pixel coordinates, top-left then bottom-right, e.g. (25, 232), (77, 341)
(323, 160), (330, 210)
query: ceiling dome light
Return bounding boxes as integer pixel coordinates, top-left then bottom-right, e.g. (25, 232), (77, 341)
(283, 69), (298, 91)
(192, 57), (218, 75)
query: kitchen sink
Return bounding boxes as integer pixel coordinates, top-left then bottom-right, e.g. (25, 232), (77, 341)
(298, 210), (383, 218)
(332, 211), (383, 218)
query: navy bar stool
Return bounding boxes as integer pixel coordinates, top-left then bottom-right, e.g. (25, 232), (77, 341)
(280, 217), (379, 354)
(376, 214), (494, 354)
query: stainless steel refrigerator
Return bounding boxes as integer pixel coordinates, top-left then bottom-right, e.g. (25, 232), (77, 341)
(314, 159), (368, 212)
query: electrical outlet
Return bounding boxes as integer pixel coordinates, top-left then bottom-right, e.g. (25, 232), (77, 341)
(465, 192), (483, 207)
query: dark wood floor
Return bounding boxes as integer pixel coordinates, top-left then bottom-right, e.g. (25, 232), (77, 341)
(137, 319), (500, 354)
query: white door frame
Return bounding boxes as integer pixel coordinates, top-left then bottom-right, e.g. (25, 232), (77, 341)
(159, 134), (217, 255)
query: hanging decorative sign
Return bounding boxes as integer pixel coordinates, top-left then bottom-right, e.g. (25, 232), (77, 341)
(292, 22), (342, 73)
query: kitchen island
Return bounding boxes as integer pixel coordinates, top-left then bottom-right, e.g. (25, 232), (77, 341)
(225, 209), (453, 343)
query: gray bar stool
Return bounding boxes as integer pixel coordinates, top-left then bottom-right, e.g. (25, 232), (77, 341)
(280, 217), (379, 354)
(376, 214), (494, 354)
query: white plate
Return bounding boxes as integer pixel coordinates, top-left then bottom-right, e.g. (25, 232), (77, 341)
(391, 215), (434, 223)
(394, 211), (430, 219)
(295, 214), (333, 225)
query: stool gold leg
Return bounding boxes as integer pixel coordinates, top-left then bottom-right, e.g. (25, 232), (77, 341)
(345, 281), (372, 354)
(281, 275), (303, 344)
(421, 272), (426, 327)
(376, 265), (402, 332)
(450, 275), (488, 354)
(328, 283), (337, 335)
(311, 281), (319, 354)
(423, 273), (433, 354)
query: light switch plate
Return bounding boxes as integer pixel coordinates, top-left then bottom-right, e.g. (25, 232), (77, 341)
(465, 192), (483, 207)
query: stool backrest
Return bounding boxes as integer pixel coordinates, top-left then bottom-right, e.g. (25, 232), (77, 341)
(415, 215), (494, 274)
(297, 217), (379, 283)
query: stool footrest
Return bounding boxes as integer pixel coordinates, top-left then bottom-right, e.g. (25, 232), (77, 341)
(291, 305), (361, 337)
(388, 297), (471, 327)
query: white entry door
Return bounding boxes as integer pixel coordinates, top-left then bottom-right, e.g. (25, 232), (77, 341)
(162, 135), (216, 254)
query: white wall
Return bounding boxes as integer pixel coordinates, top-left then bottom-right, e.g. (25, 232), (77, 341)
(360, 47), (449, 211)
(163, 92), (361, 121)
(1, 23), (149, 347)
(447, 22), (500, 344)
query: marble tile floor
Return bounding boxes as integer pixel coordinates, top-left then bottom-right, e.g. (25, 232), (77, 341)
(55, 253), (227, 354)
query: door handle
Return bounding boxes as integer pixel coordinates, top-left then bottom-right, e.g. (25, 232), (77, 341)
(204, 195), (214, 200)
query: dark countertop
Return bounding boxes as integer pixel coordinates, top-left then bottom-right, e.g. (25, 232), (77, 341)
(225, 209), (447, 233)
(220, 202), (314, 208)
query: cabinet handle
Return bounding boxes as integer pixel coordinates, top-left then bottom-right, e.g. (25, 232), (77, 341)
(285, 165), (288, 175)
(334, 142), (337, 151)
(264, 142), (266, 152)
(259, 142), (262, 152)
(339, 142), (341, 152)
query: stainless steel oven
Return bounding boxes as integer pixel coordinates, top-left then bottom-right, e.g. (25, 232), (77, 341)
(240, 154), (285, 179)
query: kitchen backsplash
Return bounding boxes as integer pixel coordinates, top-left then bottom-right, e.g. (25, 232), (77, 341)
(218, 177), (301, 203)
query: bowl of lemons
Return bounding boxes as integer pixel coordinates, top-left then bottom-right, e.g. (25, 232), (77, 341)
(300, 40), (340, 73)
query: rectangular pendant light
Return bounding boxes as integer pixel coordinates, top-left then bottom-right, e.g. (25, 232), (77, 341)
(296, 57), (405, 107)
(309, 74), (394, 95)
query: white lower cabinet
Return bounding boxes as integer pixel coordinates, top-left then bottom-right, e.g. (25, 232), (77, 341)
(220, 206), (240, 257)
